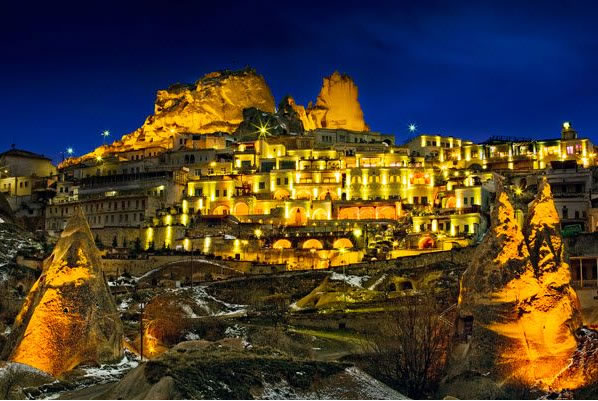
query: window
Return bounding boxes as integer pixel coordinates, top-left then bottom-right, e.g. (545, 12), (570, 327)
(421, 196), (428, 205)
(195, 188), (203, 196)
(259, 182), (265, 190)
(470, 197), (475, 205)
(464, 224), (469, 233)
(223, 189), (227, 197)
(284, 177), (289, 185)
(215, 189), (220, 197)
(276, 178), (281, 185)
(464, 197), (468, 205)
(420, 224), (425, 231)
(413, 196), (419, 204)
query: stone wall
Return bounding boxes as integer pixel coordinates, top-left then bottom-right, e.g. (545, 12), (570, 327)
(289, 310), (387, 334)
(344, 246), (478, 275)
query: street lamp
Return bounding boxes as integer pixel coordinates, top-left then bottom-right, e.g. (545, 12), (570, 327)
(101, 130), (110, 145)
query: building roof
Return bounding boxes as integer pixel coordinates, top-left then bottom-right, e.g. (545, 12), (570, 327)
(0, 147), (52, 161)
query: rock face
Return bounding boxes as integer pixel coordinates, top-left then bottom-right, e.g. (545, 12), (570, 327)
(2, 208), (123, 376)
(305, 71), (368, 132)
(453, 176), (583, 391)
(282, 72), (369, 133)
(62, 68), (275, 166)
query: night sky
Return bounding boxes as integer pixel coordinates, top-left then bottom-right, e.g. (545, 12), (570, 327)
(2, 0), (598, 163)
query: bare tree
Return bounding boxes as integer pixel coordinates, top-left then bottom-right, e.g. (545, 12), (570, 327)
(362, 293), (451, 398)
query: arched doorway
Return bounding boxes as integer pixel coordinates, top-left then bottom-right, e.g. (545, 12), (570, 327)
(233, 202), (249, 216)
(273, 188), (290, 200)
(333, 238), (353, 249)
(288, 207), (307, 225)
(418, 236), (435, 249)
(302, 239), (324, 249)
(273, 239), (292, 249)
(212, 205), (230, 215)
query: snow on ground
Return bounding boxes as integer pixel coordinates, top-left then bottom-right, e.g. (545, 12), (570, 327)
(185, 332), (201, 340)
(181, 304), (198, 318)
(368, 274), (387, 290)
(117, 297), (131, 313)
(258, 366), (407, 400)
(341, 366), (408, 399)
(189, 286), (247, 317)
(80, 352), (139, 381)
(38, 352), (139, 400)
(0, 362), (50, 381)
(224, 324), (252, 349)
(330, 272), (370, 288)
(261, 378), (298, 399)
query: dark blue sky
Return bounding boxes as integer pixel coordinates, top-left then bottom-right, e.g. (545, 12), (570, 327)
(2, 0), (598, 163)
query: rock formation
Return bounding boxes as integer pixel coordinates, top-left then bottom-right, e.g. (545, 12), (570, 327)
(61, 68), (275, 167)
(282, 95), (316, 131)
(451, 176), (584, 393)
(305, 71), (369, 132)
(2, 208), (123, 376)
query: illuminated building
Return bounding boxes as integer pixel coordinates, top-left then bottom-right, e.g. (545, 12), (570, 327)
(44, 121), (596, 271)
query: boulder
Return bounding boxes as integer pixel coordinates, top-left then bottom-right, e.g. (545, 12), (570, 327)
(2, 208), (123, 376)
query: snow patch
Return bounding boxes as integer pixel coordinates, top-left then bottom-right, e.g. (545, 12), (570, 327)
(368, 274), (387, 290)
(330, 272), (369, 288)
(185, 332), (201, 340)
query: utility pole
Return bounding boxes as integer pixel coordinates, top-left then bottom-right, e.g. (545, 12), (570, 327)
(139, 301), (145, 362)
(190, 245), (194, 289)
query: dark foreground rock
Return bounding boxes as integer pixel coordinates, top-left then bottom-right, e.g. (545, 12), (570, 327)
(58, 338), (406, 400)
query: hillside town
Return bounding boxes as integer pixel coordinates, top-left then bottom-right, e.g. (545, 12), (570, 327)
(2, 69), (598, 399)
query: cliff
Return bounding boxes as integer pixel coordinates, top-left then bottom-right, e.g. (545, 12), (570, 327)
(61, 68), (275, 167)
(304, 71), (369, 132)
(447, 176), (585, 394)
(2, 208), (123, 376)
